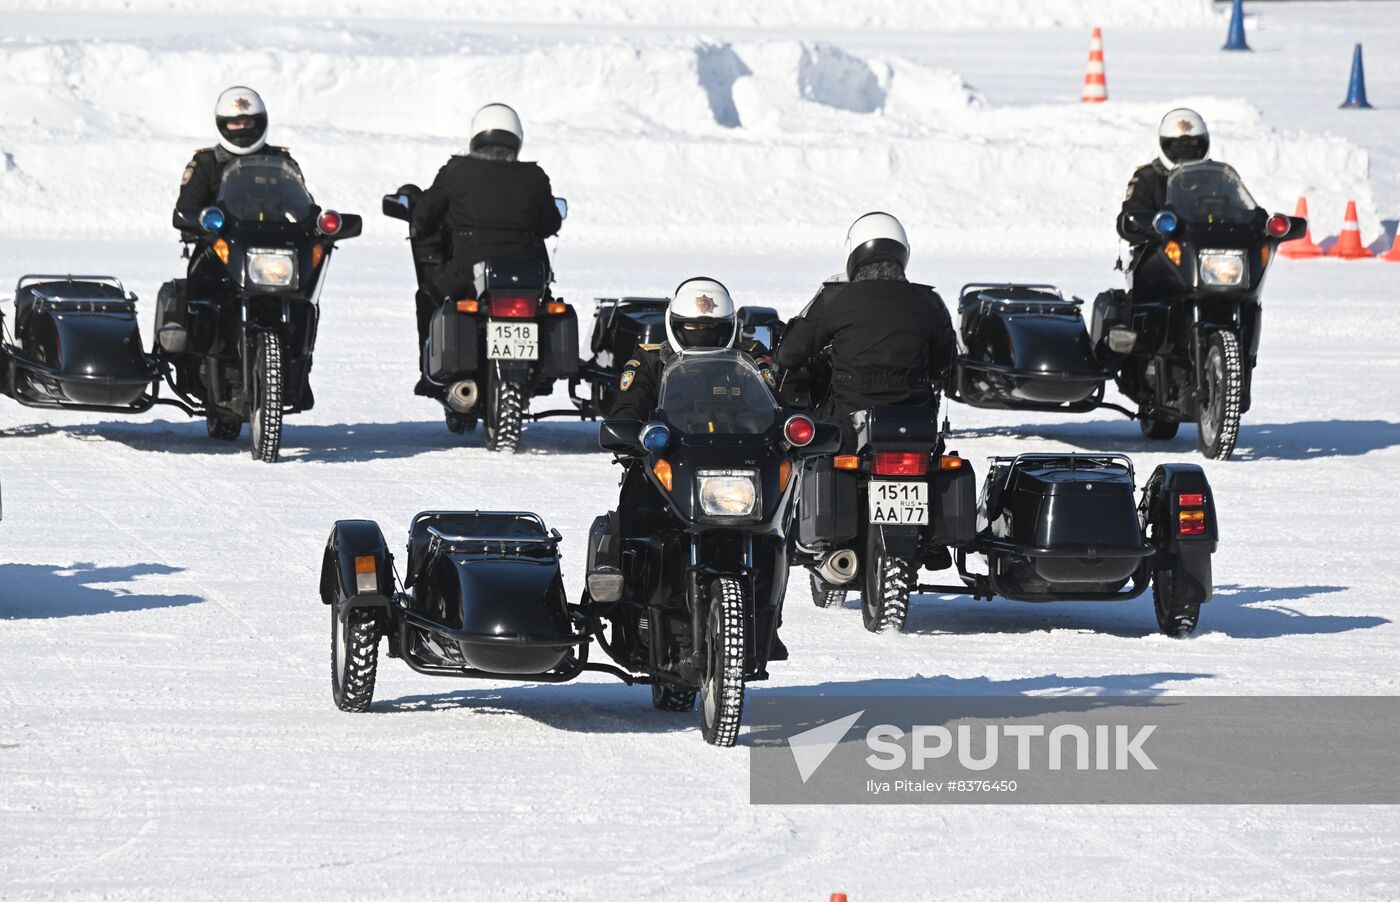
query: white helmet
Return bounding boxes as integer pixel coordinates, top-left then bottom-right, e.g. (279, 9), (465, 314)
(666, 277), (737, 354)
(1158, 108), (1210, 169)
(469, 103), (524, 154)
(844, 212), (910, 280)
(215, 86), (268, 156)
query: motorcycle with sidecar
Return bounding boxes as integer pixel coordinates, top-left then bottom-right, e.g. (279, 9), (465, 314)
(319, 349), (838, 746)
(0, 156), (362, 463)
(948, 160), (1306, 460)
(381, 184), (579, 452)
(794, 421), (1219, 636)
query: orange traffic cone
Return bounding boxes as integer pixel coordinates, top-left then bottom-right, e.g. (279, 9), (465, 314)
(830, 895), (849, 902)
(1381, 228), (1400, 261)
(1328, 201), (1374, 258)
(1278, 196), (1323, 258)
(1082, 28), (1108, 102)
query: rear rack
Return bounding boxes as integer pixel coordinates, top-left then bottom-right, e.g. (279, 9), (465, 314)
(15, 274), (136, 314)
(989, 452), (1136, 479)
(412, 510), (562, 555)
(17, 273), (129, 294)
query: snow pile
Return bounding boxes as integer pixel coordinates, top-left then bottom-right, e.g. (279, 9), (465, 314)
(0, 27), (1378, 256)
(0, 0), (1222, 29)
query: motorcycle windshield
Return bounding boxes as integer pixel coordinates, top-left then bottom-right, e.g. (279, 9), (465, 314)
(657, 350), (778, 436)
(1164, 161), (1259, 226)
(216, 157), (314, 225)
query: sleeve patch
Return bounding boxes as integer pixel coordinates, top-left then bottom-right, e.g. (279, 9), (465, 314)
(620, 370), (635, 391)
(181, 161), (197, 186)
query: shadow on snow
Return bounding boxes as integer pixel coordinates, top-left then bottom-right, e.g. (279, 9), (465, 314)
(0, 561), (202, 619)
(867, 582), (1385, 640)
(0, 416), (602, 462)
(952, 419), (1400, 461)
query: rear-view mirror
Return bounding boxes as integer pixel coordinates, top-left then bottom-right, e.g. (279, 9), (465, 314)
(382, 193), (412, 221)
(554, 197), (569, 221)
(599, 418), (644, 455)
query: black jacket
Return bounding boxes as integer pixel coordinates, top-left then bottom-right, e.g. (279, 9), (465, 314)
(412, 154), (562, 297)
(173, 145), (300, 227)
(775, 277), (955, 424)
(608, 340), (774, 421)
(1117, 159), (1170, 244)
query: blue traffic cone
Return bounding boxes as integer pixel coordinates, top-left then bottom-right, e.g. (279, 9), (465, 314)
(1222, 0), (1250, 51)
(1340, 44), (1372, 109)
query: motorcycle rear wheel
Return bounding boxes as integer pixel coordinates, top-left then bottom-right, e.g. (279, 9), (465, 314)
(861, 528), (915, 634)
(484, 373), (524, 453)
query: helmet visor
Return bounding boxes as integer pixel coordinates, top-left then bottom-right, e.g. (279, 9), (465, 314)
(1160, 134), (1209, 165)
(671, 316), (735, 350)
(218, 113), (267, 148)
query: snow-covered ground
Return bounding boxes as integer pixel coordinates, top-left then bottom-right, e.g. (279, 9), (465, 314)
(3, 2), (1399, 899)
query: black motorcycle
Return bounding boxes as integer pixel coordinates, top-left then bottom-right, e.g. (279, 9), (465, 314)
(1, 157), (360, 463)
(948, 161), (1305, 460)
(381, 185), (579, 452)
(1097, 160), (1306, 458)
(793, 404), (977, 633)
(320, 349), (837, 746)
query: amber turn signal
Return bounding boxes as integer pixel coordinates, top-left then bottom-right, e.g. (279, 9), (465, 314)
(939, 455), (964, 470)
(833, 455), (859, 471)
(456, 299), (479, 313)
(546, 301), (568, 315)
(1165, 241), (1182, 266)
(653, 458), (673, 491)
(213, 238), (230, 264)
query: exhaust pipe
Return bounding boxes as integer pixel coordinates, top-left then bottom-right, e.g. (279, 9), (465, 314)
(446, 379), (478, 414)
(816, 549), (859, 585)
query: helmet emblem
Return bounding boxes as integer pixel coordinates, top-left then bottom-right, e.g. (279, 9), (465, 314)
(692, 294), (717, 314)
(233, 97), (253, 113)
(1175, 118), (1194, 134)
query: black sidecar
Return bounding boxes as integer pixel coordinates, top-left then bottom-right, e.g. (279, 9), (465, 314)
(948, 283), (1119, 414)
(321, 511), (600, 712)
(939, 453), (1217, 636)
(1, 275), (159, 411)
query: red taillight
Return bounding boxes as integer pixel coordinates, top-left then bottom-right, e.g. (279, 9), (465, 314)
(317, 210), (342, 236)
(1265, 213), (1290, 238)
(1178, 493), (1205, 508)
(489, 295), (538, 318)
(873, 452), (928, 477)
(1179, 510), (1206, 536)
(784, 415), (816, 447)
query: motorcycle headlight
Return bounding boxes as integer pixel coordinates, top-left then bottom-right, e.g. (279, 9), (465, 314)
(247, 248), (298, 288)
(1198, 249), (1246, 287)
(697, 469), (759, 518)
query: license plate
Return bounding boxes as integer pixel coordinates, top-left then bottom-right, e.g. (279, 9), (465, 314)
(869, 480), (929, 525)
(488, 321), (538, 360)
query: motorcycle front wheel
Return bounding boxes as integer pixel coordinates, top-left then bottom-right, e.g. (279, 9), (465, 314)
(699, 577), (747, 747)
(1197, 330), (1243, 460)
(250, 331), (284, 463)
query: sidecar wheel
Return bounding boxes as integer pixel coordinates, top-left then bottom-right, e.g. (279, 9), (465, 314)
(484, 375), (524, 453)
(250, 331), (284, 463)
(1152, 563), (1201, 639)
(651, 682), (697, 712)
(699, 577), (746, 747)
(206, 412), (242, 441)
(861, 529), (914, 634)
(445, 410), (477, 434)
(332, 606), (382, 712)
(1197, 330), (1242, 460)
(810, 571), (846, 609)
(1139, 413), (1179, 441)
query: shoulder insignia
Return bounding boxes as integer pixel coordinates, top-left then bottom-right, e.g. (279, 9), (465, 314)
(1124, 183), (1136, 201)
(181, 161), (197, 186)
(624, 358), (641, 368)
(638, 343), (662, 352)
(762, 368), (777, 388)
(619, 370), (635, 392)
